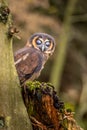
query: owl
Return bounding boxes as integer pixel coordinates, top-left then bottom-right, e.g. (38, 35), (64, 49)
(14, 33), (55, 85)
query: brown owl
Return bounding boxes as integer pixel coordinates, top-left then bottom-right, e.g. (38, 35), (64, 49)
(14, 33), (55, 85)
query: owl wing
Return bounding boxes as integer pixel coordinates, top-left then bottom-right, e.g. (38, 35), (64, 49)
(14, 47), (43, 84)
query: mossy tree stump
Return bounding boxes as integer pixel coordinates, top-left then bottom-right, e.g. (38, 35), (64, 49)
(22, 81), (83, 130)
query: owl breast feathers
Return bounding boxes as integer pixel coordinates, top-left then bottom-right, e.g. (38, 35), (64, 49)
(14, 33), (55, 85)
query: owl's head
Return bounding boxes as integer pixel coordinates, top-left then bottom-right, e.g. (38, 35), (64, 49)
(26, 33), (56, 56)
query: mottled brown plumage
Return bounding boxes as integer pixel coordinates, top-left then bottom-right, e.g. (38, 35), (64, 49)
(14, 33), (55, 85)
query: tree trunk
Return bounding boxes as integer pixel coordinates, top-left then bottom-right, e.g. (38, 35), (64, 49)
(0, 0), (31, 129)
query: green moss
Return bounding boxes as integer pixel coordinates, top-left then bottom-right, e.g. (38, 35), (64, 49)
(26, 81), (55, 96)
(65, 103), (75, 112)
(26, 81), (41, 91)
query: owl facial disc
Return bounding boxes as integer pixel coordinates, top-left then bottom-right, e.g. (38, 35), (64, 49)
(29, 33), (55, 55)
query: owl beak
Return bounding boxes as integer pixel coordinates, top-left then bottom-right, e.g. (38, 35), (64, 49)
(40, 44), (45, 52)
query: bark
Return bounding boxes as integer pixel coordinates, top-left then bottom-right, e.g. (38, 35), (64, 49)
(0, 0), (31, 129)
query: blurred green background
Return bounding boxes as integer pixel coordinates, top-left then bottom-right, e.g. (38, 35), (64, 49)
(9, 0), (87, 129)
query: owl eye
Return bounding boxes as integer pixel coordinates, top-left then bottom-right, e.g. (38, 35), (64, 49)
(36, 39), (42, 45)
(45, 41), (51, 47)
